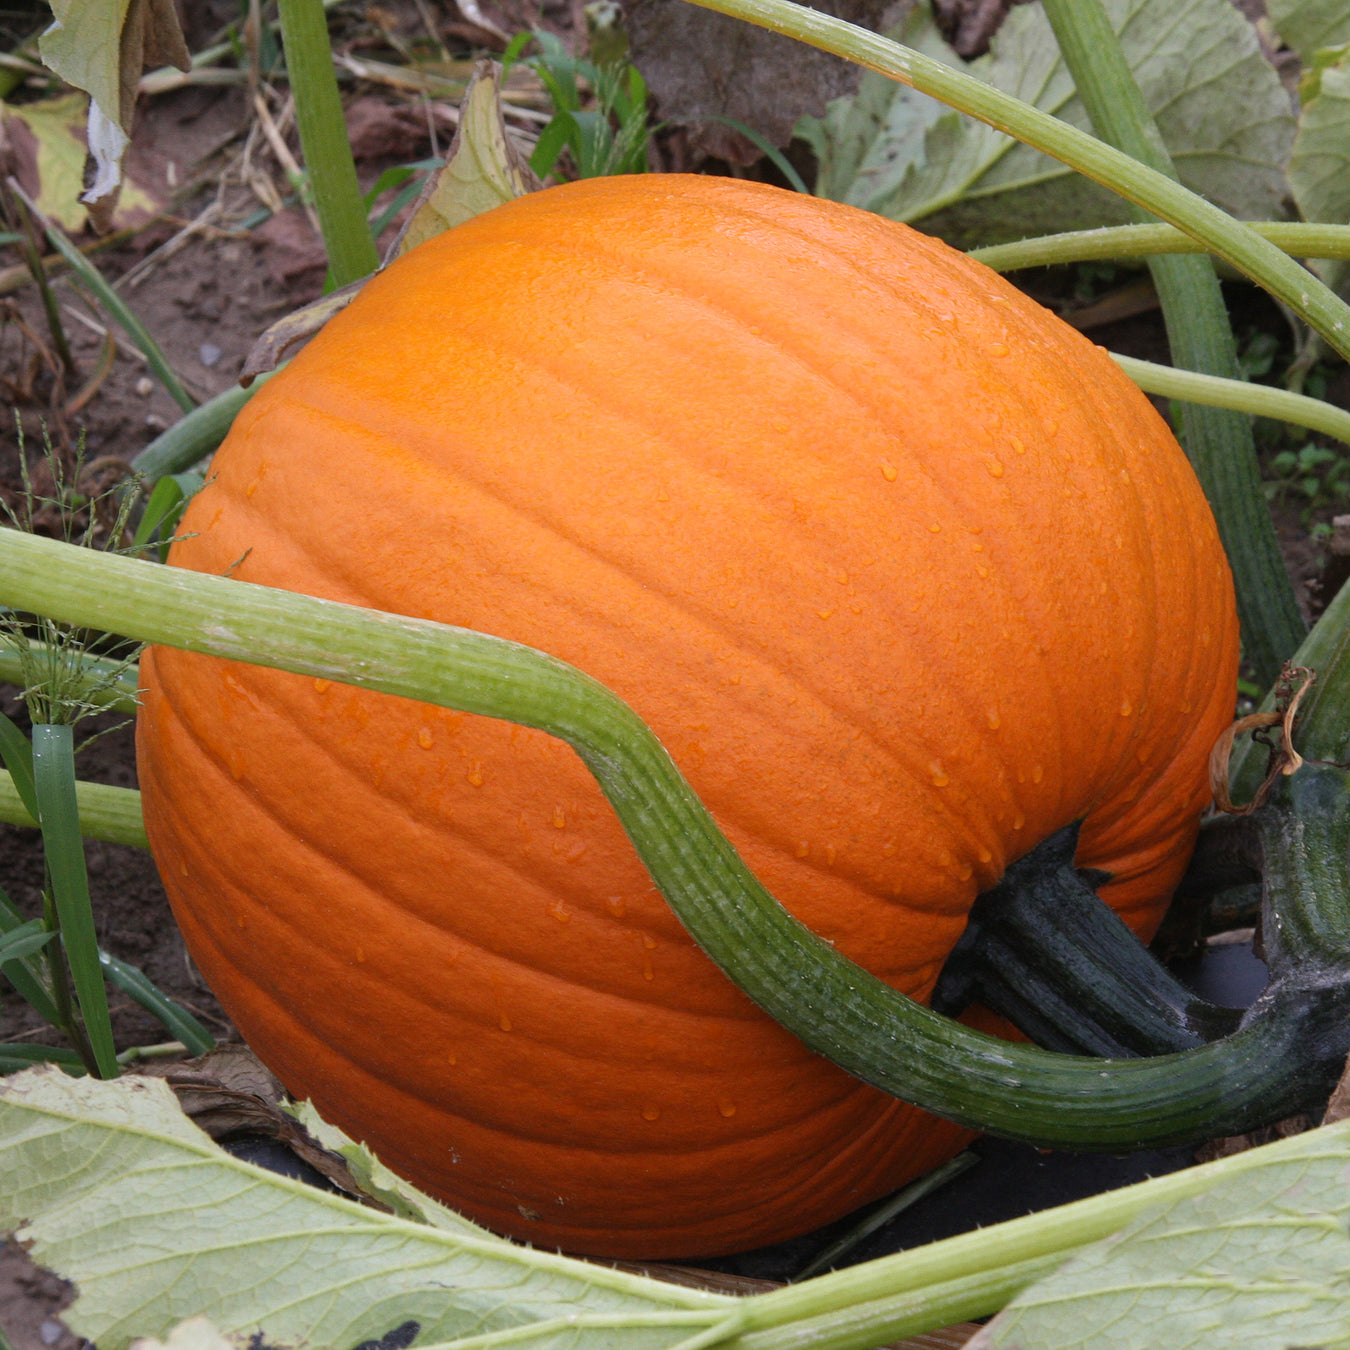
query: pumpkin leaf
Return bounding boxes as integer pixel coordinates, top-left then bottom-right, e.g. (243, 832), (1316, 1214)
(1289, 47), (1350, 228)
(37, 0), (189, 226)
(0, 1067), (731, 1350)
(390, 59), (542, 260)
(287, 1099), (495, 1236)
(127, 1316), (238, 1350)
(965, 1125), (1350, 1350)
(799, 0), (1294, 247)
(0, 94), (98, 233)
(0, 94), (163, 235)
(1267, 0), (1350, 65)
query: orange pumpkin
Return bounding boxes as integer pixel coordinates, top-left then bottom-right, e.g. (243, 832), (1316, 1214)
(136, 174), (1239, 1258)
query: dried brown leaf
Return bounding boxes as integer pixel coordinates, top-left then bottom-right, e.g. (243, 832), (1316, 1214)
(627, 0), (889, 162)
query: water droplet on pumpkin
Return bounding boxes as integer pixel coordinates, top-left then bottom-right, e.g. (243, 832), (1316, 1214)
(642, 1105), (660, 1121)
(499, 1012), (513, 1032)
(881, 461), (899, 482)
(795, 841), (810, 858)
(987, 342), (1010, 357)
(245, 476), (261, 498)
(955, 863), (973, 880)
(929, 522), (942, 534)
(929, 760), (950, 787)
(313, 678), (331, 693)
(1120, 699), (1133, 717)
(986, 457), (1004, 478)
(817, 609), (834, 620)
(642, 952), (654, 981)
(354, 946), (365, 963)
(417, 727), (433, 749)
(467, 762), (484, 786)
(1010, 436), (1026, 455)
(977, 846), (992, 864)
(1032, 765), (1044, 784)
(718, 1100), (737, 1118)
(938, 849), (953, 867)
(552, 807), (567, 829)
(447, 1051), (458, 1066)
(986, 709), (1001, 730)
(825, 844), (837, 865)
(548, 900), (571, 923)
(1013, 810), (1026, 830)
(642, 934), (657, 949)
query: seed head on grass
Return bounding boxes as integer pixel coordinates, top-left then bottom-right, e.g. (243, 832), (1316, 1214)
(2, 414), (147, 736)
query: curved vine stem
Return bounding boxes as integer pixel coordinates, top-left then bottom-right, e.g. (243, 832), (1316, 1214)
(678, 0), (1350, 367)
(1112, 355), (1350, 448)
(3, 529), (1346, 1148)
(971, 221), (1350, 273)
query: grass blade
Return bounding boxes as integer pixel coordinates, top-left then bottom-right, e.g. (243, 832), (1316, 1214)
(0, 884), (61, 1026)
(0, 920), (57, 962)
(99, 950), (215, 1055)
(0, 1044), (87, 1074)
(30, 723), (119, 1078)
(0, 708), (38, 818)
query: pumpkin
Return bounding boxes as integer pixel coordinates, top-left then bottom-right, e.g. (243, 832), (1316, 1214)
(135, 174), (1239, 1259)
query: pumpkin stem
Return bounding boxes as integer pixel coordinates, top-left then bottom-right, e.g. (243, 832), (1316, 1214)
(932, 824), (1242, 1057)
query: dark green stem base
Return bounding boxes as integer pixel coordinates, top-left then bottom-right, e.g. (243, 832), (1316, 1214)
(932, 825), (1241, 1057)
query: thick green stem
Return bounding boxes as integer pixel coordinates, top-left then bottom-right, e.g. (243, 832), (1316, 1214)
(276, 0), (379, 286)
(680, 0), (1350, 364)
(0, 770), (148, 849)
(1039, 0), (1303, 686)
(933, 825), (1240, 1057)
(1, 530), (1344, 1147)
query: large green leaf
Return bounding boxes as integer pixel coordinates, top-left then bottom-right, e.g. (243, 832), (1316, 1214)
(1289, 48), (1350, 227)
(967, 1127), (1350, 1350)
(799, 0), (1294, 247)
(1268, 0), (1350, 64)
(0, 1068), (729, 1350)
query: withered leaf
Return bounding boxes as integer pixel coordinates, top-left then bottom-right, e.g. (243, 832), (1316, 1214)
(626, 0), (889, 163)
(390, 58), (541, 260)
